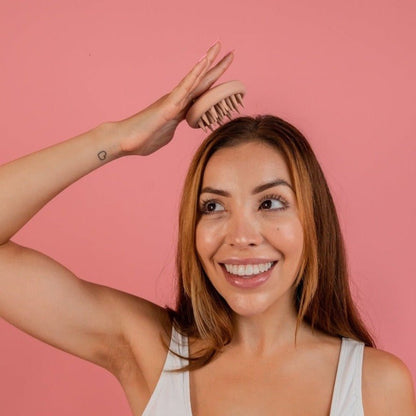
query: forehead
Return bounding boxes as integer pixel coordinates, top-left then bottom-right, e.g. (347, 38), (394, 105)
(201, 141), (292, 189)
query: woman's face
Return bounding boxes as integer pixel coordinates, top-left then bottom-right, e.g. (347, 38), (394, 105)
(196, 140), (304, 318)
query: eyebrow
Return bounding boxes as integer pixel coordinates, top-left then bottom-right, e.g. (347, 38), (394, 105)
(200, 179), (293, 197)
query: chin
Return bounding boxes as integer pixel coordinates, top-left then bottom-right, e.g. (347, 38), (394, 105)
(224, 293), (272, 317)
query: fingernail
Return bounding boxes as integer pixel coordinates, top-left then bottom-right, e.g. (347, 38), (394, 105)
(197, 53), (208, 63)
(222, 50), (235, 60)
(208, 39), (221, 50)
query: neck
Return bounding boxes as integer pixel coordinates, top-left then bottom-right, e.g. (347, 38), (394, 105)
(230, 293), (311, 356)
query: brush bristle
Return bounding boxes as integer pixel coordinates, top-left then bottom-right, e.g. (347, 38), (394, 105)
(197, 93), (244, 132)
(185, 80), (246, 132)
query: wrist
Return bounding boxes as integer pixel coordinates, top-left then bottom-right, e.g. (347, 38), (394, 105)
(92, 121), (127, 161)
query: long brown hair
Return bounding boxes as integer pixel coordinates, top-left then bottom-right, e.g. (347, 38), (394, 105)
(167, 115), (375, 371)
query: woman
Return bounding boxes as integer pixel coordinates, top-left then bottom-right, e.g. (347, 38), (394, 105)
(0, 41), (415, 415)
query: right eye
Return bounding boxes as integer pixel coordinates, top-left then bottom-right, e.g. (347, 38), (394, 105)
(200, 200), (225, 214)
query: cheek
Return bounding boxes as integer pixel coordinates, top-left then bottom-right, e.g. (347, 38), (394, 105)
(195, 220), (223, 263)
(265, 216), (304, 255)
(285, 223), (304, 264)
(283, 221), (303, 247)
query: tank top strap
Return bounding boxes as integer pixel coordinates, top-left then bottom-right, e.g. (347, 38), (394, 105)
(329, 337), (365, 416)
(166, 324), (190, 370)
(141, 324), (192, 416)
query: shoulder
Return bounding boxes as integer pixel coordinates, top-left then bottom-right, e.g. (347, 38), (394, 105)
(104, 288), (172, 380)
(362, 346), (416, 416)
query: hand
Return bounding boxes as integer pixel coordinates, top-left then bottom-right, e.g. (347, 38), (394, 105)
(115, 41), (234, 156)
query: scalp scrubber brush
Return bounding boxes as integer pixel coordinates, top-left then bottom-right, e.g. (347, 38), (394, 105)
(186, 80), (246, 132)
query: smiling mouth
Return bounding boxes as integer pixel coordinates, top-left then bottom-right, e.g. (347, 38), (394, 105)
(219, 261), (278, 289)
(220, 261), (278, 278)
(222, 261), (276, 278)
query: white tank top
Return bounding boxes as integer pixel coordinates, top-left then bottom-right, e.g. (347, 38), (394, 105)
(142, 325), (365, 416)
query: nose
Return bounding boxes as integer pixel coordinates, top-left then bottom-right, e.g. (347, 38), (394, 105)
(225, 211), (263, 247)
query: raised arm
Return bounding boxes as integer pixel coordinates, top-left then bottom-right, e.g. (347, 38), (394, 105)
(0, 41), (234, 376)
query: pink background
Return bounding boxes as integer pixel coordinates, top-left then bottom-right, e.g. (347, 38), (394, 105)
(1, 0), (415, 414)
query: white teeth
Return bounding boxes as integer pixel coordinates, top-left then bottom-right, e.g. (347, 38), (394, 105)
(224, 262), (274, 278)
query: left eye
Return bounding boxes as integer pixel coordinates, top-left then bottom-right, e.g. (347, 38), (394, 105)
(260, 198), (284, 210)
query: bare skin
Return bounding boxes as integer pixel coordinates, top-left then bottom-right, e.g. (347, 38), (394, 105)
(0, 42), (415, 416)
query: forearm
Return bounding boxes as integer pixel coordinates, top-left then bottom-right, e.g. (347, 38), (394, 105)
(0, 42), (229, 246)
(0, 122), (124, 244)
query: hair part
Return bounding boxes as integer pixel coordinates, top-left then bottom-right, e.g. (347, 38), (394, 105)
(166, 114), (375, 371)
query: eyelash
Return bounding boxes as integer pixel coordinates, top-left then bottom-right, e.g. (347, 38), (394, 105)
(199, 193), (289, 215)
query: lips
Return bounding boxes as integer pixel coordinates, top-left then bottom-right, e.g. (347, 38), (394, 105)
(220, 261), (278, 289)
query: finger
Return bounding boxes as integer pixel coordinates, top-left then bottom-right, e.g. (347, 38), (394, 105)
(204, 40), (222, 69)
(169, 56), (210, 106)
(169, 41), (223, 108)
(178, 41), (222, 93)
(175, 41), (221, 88)
(190, 50), (235, 99)
(168, 41), (226, 112)
(187, 41), (222, 91)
